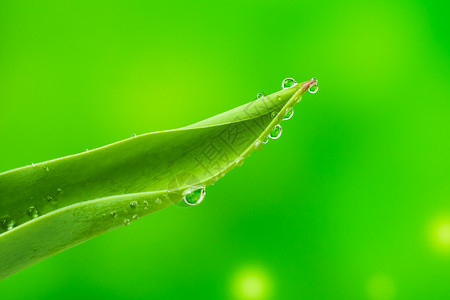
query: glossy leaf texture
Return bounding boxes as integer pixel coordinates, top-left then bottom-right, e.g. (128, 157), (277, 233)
(0, 79), (317, 280)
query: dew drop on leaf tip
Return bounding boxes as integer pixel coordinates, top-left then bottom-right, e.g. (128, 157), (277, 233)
(283, 108), (294, 121)
(308, 77), (319, 94)
(269, 124), (282, 139)
(183, 186), (206, 206)
(282, 78), (297, 89)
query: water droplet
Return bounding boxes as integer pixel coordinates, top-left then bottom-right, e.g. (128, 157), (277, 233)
(263, 137), (269, 144)
(46, 196), (55, 203)
(110, 211), (117, 218)
(283, 108), (294, 120)
(271, 111), (277, 119)
(0, 217), (15, 230)
(282, 78), (297, 89)
(31, 163), (35, 167)
(269, 125), (282, 139)
(308, 77), (319, 94)
(143, 200), (149, 206)
(130, 201), (138, 209)
(235, 158), (244, 167)
(56, 188), (63, 193)
(44, 166), (50, 171)
(132, 214), (139, 220)
(183, 186), (206, 206)
(254, 140), (263, 150)
(85, 149), (89, 152)
(27, 206), (39, 219)
(132, 134), (137, 138)
(257, 93), (264, 100)
(123, 219), (131, 226)
(155, 198), (162, 204)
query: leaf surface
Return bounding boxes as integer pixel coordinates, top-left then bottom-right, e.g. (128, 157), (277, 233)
(0, 79), (317, 280)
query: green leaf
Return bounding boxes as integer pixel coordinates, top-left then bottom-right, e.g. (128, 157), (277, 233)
(0, 79), (317, 280)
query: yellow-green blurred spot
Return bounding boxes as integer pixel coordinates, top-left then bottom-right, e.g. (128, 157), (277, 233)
(233, 266), (271, 300)
(367, 274), (395, 300)
(429, 217), (450, 252)
(437, 223), (450, 245)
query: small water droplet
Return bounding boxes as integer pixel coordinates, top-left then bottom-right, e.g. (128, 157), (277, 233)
(257, 93), (264, 100)
(263, 137), (269, 144)
(56, 188), (63, 193)
(308, 77), (319, 94)
(271, 111), (277, 119)
(132, 134), (137, 138)
(155, 198), (162, 204)
(31, 163), (35, 167)
(0, 217), (15, 230)
(130, 201), (138, 209)
(27, 206), (39, 219)
(283, 108), (294, 120)
(282, 78), (297, 89)
(183, 186), (206, 206)
(235, 158), (244, 167)
(143, 200), (149, 206)
(254, 140), (263, 150)
(44, 166), (50, 171)
(85, 149), (89, 152)
(132, 214), (139, 220)
(269, 124), (282, 139)
(46, 196), (55, 203)
(110, 211), (117, 218)
(123, 219), (131, 226)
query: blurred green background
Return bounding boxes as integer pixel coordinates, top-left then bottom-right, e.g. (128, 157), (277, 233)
(1, 0), (449, 299)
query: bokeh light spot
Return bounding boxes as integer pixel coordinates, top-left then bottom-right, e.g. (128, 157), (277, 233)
(437, 223), (450, 245)
(232, 266), (271, 300)
(367, 274), (395, 300)
(429, 217), (450, 252)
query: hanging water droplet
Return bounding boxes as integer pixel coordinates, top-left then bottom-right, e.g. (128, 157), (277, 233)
(0, 217), (15, 230)
(183, 186), (206, 206)
(308, 77), (319, 94)
(263, 137), (269, 144)
(235, 158), (244, 167)
(155, 198), (162, 204)
(110, 211), (117, 218)
(254, 140), (263, 151)
(123, 219), (131, 226)
(269, 124), (282, 139)
(130, 201), (138, 209)
(257, 93), (264, 100)
(132, 214), (139, 220)
(283, 108), (294, 120)
(27, 206), (39, 219)
(282, 78), (297, 89)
